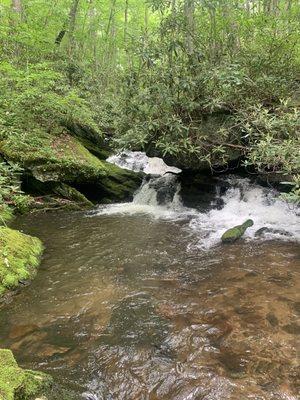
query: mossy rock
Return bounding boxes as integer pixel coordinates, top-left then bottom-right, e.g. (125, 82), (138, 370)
(0, 131), (143, 203)
(221, 219), (254, 243)
(0, 349), (52, 400)
(0, 227), (43, 297)
(66, 121), (111, 160)
(52, 183), (93, 207)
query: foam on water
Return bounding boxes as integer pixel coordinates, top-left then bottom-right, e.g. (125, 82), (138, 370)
(96, 152), (299, 248)
(96, 173), (188, 219)
(188, 177), (300, 249)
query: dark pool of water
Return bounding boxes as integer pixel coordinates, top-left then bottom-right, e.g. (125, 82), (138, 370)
(0, 211), (299, 399)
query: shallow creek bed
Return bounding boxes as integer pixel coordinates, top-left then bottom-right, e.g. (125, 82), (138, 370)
(0, 206), (299, 400)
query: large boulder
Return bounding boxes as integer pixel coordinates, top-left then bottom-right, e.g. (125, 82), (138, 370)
(0, 349), (52, 400)
(0, 227), (43, 297)
(0, 131), (143, 204)
(221, 219), (254, 243)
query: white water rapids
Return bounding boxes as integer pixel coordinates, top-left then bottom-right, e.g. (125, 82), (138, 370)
(95, 151), (300, 249)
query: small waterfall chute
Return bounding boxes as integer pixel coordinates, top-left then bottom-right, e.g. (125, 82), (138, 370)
(96, 151), (184, 217)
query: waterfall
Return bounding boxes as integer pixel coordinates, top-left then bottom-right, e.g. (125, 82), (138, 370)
(96, 151), (184, 217)
(133, 174), (181, 207)
(93, 152), (300, 248)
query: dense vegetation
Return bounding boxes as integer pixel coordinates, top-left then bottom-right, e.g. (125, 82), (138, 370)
(0, 0), (299, 212)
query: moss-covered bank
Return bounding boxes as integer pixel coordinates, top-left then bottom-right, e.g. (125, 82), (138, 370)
(0, 227), (43, 297)
(0, 349), (52, 400)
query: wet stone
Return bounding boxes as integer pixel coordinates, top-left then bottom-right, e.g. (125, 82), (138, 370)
(244, 270), (259, 277)
(266, 313), (279, 327)
(9, 324), (39, 339)
(100, 294), (171, 347)
(36, 344), (70, 358)
(218, 349), (249, 374)
(267, 274), (293, 288)
(282, 323), (300, 335)
(234, 306), (254, 315)
(292, 302), (300, 315)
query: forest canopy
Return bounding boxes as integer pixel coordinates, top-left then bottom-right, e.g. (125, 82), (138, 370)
(0, 0), (299, 205)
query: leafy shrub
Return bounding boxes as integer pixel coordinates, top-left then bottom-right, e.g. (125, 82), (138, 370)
(0, 62), (100, 138)
(0, 161), (30, 214)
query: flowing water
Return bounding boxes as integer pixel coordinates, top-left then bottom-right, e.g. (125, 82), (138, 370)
(0, 153), (299, 400)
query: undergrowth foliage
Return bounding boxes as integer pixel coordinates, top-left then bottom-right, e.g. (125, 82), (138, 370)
(0, 161), (30, 215)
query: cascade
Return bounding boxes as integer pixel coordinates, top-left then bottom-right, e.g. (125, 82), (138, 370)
(95, 151), (300, 248)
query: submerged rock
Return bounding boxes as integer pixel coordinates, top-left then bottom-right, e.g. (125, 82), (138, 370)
(148, 174), (178, 205)
(0, 227), (43, 298)
(221, 219), (254, 243)
(254, 227), (293, 238)
(0, 349), (53, 400)
(282, 323), (300, 335)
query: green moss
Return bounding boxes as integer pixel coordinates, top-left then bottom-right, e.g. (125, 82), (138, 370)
(0, 349), (52, 400)
(53, 183), (93, 207)
(221, 219), (254, 243)
(99, 164), (143, 200)
(16, 268), (30, 280)
(2, 274), (19, 289)
(1, 131), (104, 170)
(17, 370), (53, 400)
(0, 227), (43, 297)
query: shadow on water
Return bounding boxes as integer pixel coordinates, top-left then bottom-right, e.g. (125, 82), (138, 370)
(0, 209), (299, 400)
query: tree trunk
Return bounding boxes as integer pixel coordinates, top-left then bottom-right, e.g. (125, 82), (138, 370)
(11, 0), (22, 14)
(106, 0), (117, 36)
(104, 0), (117, 76)
(55, 0), (80, 47)
(68, 0), (80, 54)
(124, 0), (129, 44)
(263, 0), (271, 14)
(184, 0), (195, 56)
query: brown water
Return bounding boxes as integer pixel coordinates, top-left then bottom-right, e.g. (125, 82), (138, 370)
(0, 210), (299, 400)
